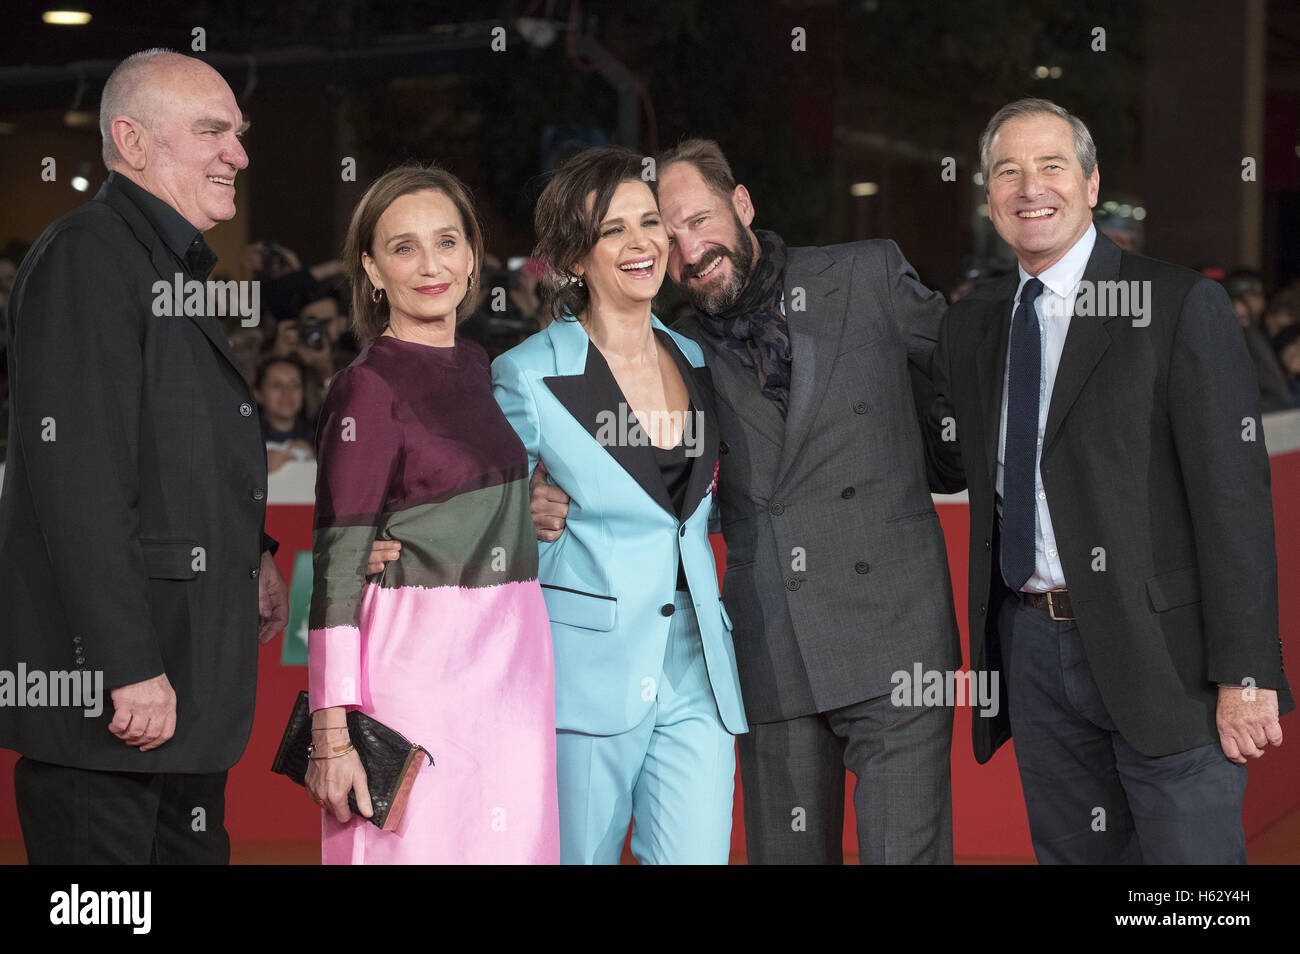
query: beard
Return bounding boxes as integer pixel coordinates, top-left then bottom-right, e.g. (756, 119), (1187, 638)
(677, 216), (756, 315)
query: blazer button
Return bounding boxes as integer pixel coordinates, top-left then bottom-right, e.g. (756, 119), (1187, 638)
(854, 561), (870, 574)
(660, 603), (675, 617)
(719, 441), (730, 455)
(239, 402), (253, 417)
(786, 579), (801, 591)
(769, 502), (784, 515)
(250, 567), (260, 579)
(841, 487), (855, 499)
(853, 401), (868, 414)
(251, 488), (265, 501)
(978, 603), (987, 616)
(984, 539), (991, 550)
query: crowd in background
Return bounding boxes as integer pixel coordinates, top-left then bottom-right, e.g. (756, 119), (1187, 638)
(1222, 267), (1300, 413)
(1, 231), (1299, 473)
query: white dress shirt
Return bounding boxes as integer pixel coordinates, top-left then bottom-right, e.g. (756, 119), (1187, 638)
(995, 224), (1096, 593)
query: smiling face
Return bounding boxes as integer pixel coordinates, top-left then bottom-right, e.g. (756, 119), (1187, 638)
(573, 179), (666, 314)
(659, 161), (757, 314)
(257, 360), (304, 423)
(986, 113), (1099, 275)
(120, 61), (249, 232)
(361, 189), (474, 341)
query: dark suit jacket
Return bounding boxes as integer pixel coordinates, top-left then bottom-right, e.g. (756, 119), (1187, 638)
(0, 173), (271, 773)
(675, 239), (963, 723)
(929, 230), (1294, 761)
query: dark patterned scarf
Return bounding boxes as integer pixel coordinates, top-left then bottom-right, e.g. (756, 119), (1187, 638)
(693, 229), (792, 416)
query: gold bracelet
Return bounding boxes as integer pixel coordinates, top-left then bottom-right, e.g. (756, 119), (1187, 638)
(307, 742), (355, 760)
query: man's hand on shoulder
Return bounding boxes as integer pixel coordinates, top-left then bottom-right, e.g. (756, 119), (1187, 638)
(1216, 685), (1283, 764)
(108, 673), (177, 751)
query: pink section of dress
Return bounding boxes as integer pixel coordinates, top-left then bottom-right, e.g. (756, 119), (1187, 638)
(318, 581), (559, 864)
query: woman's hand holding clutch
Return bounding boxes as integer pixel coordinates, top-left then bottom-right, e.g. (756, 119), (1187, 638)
(305, 707), (374, 823)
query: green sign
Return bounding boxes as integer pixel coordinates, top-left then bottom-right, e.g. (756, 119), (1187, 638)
(280, 550), (313, 666)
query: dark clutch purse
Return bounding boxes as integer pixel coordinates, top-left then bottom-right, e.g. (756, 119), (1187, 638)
(272, 690), (434, 831)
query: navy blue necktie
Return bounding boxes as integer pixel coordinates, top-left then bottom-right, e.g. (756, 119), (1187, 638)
(1001, 276), (1045, 591)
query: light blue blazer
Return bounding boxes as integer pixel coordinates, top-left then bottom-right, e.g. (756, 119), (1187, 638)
(492, 314), (748, 737)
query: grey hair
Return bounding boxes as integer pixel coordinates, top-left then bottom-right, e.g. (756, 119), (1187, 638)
(978, 97), (1097, 186)
(99, 48), (179, 168)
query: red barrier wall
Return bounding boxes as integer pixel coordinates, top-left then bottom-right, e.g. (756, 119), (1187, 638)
(3, 451), (1298, 860)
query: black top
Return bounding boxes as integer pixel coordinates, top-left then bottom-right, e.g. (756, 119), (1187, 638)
(108, 171), (217, 280)
(653, 434), (692, 517)
(653, 410), (695, 592)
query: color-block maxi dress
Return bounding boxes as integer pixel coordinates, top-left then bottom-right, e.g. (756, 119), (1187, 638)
(307, 334), (559, 864)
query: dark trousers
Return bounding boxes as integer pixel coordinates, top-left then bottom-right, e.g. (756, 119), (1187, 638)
(14, 757), (230, 864)
(999, 594), (1247, 864)
(737, 692), (953, 864)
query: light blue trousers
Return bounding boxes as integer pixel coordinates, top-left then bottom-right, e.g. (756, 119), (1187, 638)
(557, 591), (737, 864)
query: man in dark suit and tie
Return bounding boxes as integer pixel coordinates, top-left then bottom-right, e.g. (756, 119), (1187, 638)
(929, 97), (1292, 863)
(0, 50), (288, 863)
(522, 139), (966, 863)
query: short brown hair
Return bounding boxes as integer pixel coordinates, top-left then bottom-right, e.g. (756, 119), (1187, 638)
(533, 146), (655, 324)
(343, 162), (485, 342)
(656, 138), (737, 203)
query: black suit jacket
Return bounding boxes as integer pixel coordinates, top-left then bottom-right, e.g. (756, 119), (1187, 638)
(930, 230), (1294, 761)
(0, 173), (271, 773)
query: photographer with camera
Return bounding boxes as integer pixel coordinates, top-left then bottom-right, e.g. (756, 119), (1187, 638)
(245, 240), (346, 326)
(263, 295), (346, 424)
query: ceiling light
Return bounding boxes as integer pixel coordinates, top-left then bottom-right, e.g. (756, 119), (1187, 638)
(43, 10), (92, 25)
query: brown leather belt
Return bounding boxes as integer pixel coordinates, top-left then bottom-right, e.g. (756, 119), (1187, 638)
(1020, 589), (1075, 621)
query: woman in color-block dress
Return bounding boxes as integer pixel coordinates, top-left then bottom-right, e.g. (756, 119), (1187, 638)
(304, 164), (558, 864)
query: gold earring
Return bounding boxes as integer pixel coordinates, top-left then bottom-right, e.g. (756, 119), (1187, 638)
(371, 286), (385, 303)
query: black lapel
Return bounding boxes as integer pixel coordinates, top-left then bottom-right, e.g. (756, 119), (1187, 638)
(544, 342), (677, 517)
(98, 182), (249, 390)
(973, 274), (1018, 489)
(775, 246), (847, 487)
(658, 329), (719, 515)
(1042, 232), (1121, 451)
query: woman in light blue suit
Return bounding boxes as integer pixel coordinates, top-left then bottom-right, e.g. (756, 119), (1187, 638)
(492, 147), (747, 864)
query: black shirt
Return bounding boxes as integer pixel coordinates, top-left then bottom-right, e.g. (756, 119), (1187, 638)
(653, 415), (695, 592)
(106, 171), (217, 281)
